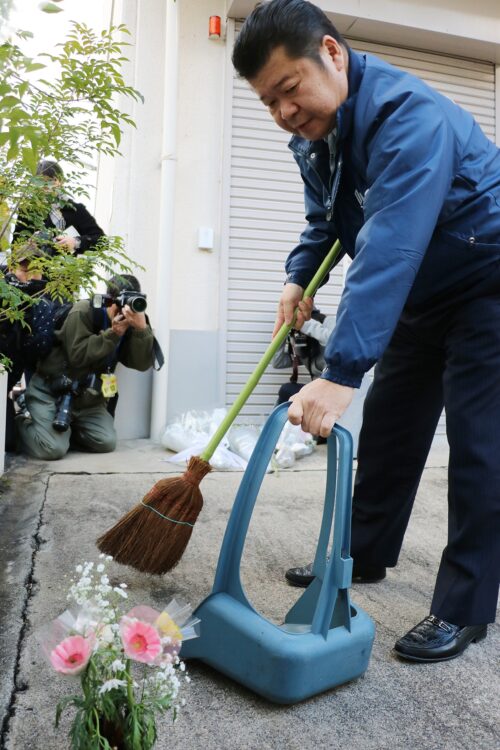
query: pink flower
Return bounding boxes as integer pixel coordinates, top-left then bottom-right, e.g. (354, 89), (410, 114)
(50, 635), (93, 675)
(120, 619), (162, 664)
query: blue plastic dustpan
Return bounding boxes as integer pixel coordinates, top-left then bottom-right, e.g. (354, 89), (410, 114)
(181, 403), (375, 704)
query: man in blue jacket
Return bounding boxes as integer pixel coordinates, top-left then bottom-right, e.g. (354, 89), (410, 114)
(233, 0), (499, 662)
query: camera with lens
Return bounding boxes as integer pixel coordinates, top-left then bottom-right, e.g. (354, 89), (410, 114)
(50, 375), (79, 432)
(92, 290), (147, 314)
(291, 330), (310, 359)
(115, 290), (147, 313)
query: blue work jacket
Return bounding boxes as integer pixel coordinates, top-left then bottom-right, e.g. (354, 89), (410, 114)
(286, 50), (500, 387)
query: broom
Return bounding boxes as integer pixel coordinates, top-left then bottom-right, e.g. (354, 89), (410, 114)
(97, 239), (342, 574)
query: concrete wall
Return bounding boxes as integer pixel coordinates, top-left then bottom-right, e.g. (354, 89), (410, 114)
(166, 331), (220, 422)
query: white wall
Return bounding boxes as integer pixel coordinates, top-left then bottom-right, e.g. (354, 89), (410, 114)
(169, 0), (228, 332)
(96, 0), (229, 435)
(227, 0), (500, 62)
(96, 0), (168, 438)
(96, 0), (166, 307)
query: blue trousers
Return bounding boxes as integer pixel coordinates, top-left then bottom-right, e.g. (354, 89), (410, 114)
(351, 266), (500, 625)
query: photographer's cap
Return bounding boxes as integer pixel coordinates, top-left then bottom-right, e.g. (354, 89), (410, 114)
(16, 240), (45, 263)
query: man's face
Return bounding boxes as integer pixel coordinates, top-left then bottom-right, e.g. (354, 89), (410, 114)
(249, 37), (348, 141)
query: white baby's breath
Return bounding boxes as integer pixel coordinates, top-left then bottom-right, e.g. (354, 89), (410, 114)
(98, 679), (127, 695)
(55, 556), (191, 736)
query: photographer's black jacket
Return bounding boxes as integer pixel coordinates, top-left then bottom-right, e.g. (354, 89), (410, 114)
(13, 199), (105, 255)
(0, 273), (59, 386)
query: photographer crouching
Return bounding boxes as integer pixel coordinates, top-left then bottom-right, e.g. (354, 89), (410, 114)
(1, 246), (59, 451)
(17, 274), (158, 460)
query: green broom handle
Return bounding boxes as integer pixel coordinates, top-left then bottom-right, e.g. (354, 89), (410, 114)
(200, 239), (342, 462)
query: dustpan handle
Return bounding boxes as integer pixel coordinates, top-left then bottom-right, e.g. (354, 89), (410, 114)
(212, 403), (298, 597)
(212, 403), (353, 624)
(311, 425), (353, 637)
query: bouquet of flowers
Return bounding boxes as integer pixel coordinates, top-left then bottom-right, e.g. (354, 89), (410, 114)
(41, 556), (199, 750)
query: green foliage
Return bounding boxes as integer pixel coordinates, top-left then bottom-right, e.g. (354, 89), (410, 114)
(55, 655), (175, 750)
(0, 1), (143, 340)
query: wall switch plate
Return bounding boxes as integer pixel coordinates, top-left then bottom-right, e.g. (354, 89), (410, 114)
(198, 226), (214, 250)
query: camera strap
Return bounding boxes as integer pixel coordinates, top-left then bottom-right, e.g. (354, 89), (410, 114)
(289, 331), (314, 381)
(143, 313), (164, 370)
(152, 337), (164, 371)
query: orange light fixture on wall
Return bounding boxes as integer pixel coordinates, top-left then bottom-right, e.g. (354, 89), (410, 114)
(209, 15), (221, 39)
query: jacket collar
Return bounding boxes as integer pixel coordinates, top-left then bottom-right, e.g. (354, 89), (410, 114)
(288, 49), (366, 156)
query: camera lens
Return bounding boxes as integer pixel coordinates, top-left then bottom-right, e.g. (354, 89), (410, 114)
(52, 393), (73, 432)
(128, 295), (147, 313)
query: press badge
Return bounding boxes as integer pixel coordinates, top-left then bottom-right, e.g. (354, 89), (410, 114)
(101, 372), (118, 398)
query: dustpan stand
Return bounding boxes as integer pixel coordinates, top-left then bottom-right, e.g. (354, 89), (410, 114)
(181, 404), (375, 704)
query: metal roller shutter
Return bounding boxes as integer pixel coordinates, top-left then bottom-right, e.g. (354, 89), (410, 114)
(225, 29), (496, 426)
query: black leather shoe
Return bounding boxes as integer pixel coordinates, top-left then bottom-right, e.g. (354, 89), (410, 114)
(394, 615), (487, 662)
(285, 560), (386, 587)
(285, 562), (315, 587)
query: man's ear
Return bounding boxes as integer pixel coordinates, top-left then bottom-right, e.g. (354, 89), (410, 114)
(322, 35), (345, 71)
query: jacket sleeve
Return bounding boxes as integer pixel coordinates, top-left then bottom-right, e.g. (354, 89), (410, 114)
(300, 315), (336, 347)
(60, 306), (121, 369)
(117, 327), (155, 371)
(70, 203), (105, 254)
(322, 89), (457, 388)
(285, 157), (341, 289)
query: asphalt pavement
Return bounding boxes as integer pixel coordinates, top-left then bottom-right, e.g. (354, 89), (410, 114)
(0, 438), (498, 750)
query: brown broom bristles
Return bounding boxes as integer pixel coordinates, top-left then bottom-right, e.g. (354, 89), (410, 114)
(96, 456), (213, 575)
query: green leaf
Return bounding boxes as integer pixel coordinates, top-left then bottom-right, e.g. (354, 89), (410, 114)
(39, 2), (64, 13)
(110, 122), (121, 146)
(0, 95), (21, 108)
(25, 62), (46, 73)
(21, 147), (38, 173)
(17, 82), (29, 97)
(6, 141), (18, 162)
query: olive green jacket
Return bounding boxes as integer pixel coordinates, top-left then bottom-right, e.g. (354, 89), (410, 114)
(37, 299), (155, 384)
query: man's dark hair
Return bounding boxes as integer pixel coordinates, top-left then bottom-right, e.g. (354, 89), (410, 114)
(36, 160), (64, 180)
(232, 0), (347, 80)
(106, 274), (141, 298)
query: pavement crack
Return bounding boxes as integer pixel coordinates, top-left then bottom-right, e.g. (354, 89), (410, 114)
(0, 472), (50, 750)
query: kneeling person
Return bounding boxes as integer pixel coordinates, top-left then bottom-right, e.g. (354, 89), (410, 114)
(18, 275), (154, 460)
